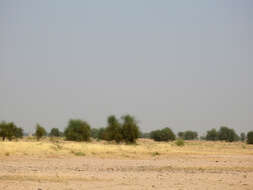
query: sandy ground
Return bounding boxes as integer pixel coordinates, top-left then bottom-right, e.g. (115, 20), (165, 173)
(0, 154), (253, 190)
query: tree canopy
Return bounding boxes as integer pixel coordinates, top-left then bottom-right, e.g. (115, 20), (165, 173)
(64, 119), (91, 141)
(150, 127), (175, 141)
(121, 115), (140, 143)
(35, 124), (47, 140)
(0, 121), (23, 141)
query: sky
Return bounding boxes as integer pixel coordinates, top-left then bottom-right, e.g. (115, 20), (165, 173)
(0, 0), (252, 135)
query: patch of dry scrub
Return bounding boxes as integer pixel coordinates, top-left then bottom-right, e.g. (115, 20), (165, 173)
(0, 138), (252, 158)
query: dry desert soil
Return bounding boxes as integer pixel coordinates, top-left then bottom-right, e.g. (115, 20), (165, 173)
(0, 140), (253, 190)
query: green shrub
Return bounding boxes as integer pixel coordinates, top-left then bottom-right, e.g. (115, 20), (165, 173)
(150, 127), (175, 141)
(247, 131), (253, 144)
(64, 119), (91, 141)
(175, 138), (184, 146)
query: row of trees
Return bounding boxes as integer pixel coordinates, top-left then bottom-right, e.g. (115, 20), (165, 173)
(64, 115), (139, 143)
(178, 131), (198, 140)
(1, 120), (253, 144)
(144, 127), (249, 143)
(205, 127), (240, 142)
(142, 127), (253, 144)
(2, 115), (140, 143)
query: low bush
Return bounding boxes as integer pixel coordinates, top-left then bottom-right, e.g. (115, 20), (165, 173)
(175, 138), (184, 146)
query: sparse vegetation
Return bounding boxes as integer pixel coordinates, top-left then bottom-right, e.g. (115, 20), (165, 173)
(0, 138), (252, 158)
(0, 118), (247, 147)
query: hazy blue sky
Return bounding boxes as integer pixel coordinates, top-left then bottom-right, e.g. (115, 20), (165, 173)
(0, 0), (252, 134)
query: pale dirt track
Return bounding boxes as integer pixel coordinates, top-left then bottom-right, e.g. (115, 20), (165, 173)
(0, 154), (253, 190)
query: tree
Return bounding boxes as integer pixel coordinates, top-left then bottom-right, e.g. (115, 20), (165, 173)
(240, 132), (246, 142)
(183, 131), (198, 140)
(150, 130), (162, 141)
(247, 131), (253, 144)
(64, 119), (91, 141)
(105, 115), (122, 143)
(150, 127), (175, 141)
(178, 131), (198, 140)
(91, 128), (100, 139)
(0, 121), (9, 141)
(49, 128), (62, 137)
(206, 129), (219, 141)
(14, 127), (23, 139)
(97, 128), (106, 140)
(35, 124), (47, 140)
(121, 115), (139, 143)
(218, 126), (239, 142)
(0, 121), (23, 141)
